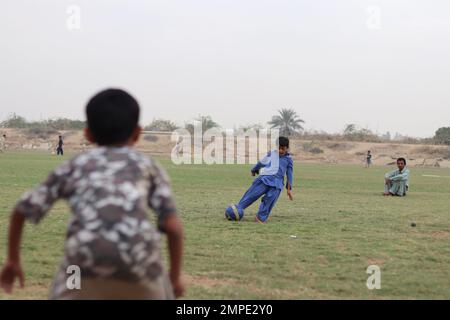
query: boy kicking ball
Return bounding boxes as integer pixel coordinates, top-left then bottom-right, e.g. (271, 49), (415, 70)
(0, 89), (184, 299)
(225, 136), (294, 223)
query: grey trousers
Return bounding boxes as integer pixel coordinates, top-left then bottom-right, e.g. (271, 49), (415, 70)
(385, 181), (408, 196)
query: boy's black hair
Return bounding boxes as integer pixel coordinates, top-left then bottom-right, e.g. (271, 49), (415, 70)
(397, 157), (406, 165)
(86, 89), (140, 145)
(277, 136), (289, 148)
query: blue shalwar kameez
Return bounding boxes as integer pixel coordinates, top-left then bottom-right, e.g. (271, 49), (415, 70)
(237, 150), (294, 222)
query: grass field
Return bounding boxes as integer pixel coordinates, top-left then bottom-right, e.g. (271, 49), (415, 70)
(1, 151), (450, 300)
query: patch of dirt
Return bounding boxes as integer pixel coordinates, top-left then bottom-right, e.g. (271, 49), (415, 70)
(430, 230), (450, 239)
(184, 274), (307, 298)
(367, 258), (387, 266)
(184, 274), (237, 288)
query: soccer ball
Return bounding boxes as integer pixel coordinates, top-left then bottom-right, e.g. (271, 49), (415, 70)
(225, 204), (244, 221)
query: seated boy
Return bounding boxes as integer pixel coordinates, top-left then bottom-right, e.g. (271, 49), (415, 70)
(228, 136), (294, 223)
(0, 89), (184, 299)
(384, 157), (410, 197)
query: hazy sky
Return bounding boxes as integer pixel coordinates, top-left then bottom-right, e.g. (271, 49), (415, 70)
(1, 0), (449, 137)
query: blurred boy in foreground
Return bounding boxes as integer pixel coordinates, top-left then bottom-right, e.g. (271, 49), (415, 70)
(0, 89), (184, 299)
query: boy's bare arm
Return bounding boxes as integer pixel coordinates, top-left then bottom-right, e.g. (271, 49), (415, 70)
(286, 183), (293, 200)
(0, 210), (25, 294)
(162, 214), (184, 298)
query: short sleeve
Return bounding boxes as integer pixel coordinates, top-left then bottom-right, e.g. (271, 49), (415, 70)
(15, 161), (72, 224)
(148, 162), (177, 231)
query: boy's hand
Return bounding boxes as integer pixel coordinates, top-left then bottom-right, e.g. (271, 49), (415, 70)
(251, 171), (256, 176)
(0, 260), (24, 294)
(287, 189), (293, 201)
(170, 272), (185, 298)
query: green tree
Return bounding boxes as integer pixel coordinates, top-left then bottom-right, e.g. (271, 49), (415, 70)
(343, 124), (380, 142)
(268, 108), (304, 136)
(45, 118), (85, 130)
(0, 113), (28, 128)
(434, 127), (450, 145)
(144, 119), (179, 132)
(343, 124), (356, 136)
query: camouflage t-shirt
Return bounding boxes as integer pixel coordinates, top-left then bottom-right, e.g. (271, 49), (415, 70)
(15, 147), (177, 292)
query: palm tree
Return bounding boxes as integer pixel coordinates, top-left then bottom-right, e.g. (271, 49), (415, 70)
(185, 115), (220, 134)
(268, 108), (304, 136)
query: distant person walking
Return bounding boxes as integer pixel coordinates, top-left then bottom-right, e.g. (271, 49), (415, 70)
(172, 137), (183, 158)
(366, 150), (372, 168)
(0, 134), (6, 153)
(56, 135), (64, 156)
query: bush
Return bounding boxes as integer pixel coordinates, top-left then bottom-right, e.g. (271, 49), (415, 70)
(412, 146), (450, 159)
(45, 118), (85, 130)
(1, 114), (85, 130)
(326, 142), (354, 151)
(343, 124), (381, 142)
(143, 134), (159, 142)
(1, 114), (28, 128)
(144, 119), (179, 132)
(434, 127), (450, 145)
(25, 127), (59, 139)
(302, 131), (339, 141)
(309, 147), (324, 154)
(303, 141), (324, 154)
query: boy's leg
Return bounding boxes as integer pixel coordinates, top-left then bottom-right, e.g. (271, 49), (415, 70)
(389, 181), (399, 195)
(237, 179), (267, 210)
(256, 187), (281, 222)
(384, 182), (390, 194)
(392, 181), (407, 196)
(384, 180), (395, 195)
